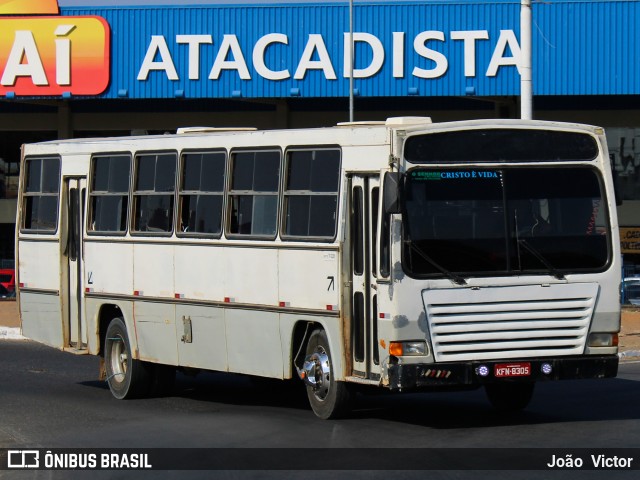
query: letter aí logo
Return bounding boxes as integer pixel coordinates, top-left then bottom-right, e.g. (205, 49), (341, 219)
(0, 0), (110, 97)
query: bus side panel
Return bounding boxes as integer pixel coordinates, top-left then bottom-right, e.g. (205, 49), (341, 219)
(84, 241), (133, 296)
(174, 244), (225, 301)
(132, 243), (178, 365)
(18, 240), (64, 348)
(135, 301), (178, 365)
(18, 240), (61, 291)
(83, 241), (134, 355)
(174, 245), (228, 370)
(222, 247), (280, 377)
(133, 243), (174, 298)
(175, 304), (227, 371)
(20, 291), (64, 348)
(223, 247), (278, 305)
(226, 309), (283, 378)
(278, 249), (339, 310)
(277, 249), (344, 380)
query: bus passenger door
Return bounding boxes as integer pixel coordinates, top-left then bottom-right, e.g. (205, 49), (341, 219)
(350, 175), (381, 379)
(64, 177), (87, 350)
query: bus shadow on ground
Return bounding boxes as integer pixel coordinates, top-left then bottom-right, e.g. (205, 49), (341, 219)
(172, 371), (311, 411)
(80, 369), (640, 429)
(348, 376), (640, 429)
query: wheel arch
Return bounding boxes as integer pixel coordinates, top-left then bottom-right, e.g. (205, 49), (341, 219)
(97, 303), (138, 358)
(288, 318), (346, 381)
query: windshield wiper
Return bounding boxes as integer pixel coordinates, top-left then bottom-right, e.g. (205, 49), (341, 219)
(517, 239), (565, 280)
(404, 240), (467, 285)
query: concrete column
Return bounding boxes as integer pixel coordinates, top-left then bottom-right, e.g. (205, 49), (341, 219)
(520, 0), (533, 120)
(275, 100), (290, 129)
(57, 102), (72, 139)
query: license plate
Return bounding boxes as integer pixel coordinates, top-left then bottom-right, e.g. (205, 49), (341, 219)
(494, 362), (531, 378)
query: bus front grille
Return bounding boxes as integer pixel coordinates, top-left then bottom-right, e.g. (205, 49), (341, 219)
(423, 283), (599, 362)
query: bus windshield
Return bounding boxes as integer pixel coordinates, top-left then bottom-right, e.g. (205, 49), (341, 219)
(402, 167), (610, 278)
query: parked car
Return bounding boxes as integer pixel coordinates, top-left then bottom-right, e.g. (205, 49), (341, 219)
(0, 284), (14, 298)
(0, 268), (15, 293)
(622, 277), (640, 305)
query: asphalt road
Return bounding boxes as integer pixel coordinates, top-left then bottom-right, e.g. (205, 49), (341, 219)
(1, 340), (639, 480)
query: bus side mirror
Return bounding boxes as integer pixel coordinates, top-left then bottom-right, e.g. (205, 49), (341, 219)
(383, 172), (402, 214)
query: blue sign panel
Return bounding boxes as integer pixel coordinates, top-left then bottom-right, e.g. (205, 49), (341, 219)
(55, 1), (640, 100)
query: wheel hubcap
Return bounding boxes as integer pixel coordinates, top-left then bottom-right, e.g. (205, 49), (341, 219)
(301, 346), (331, 401)
(108, 335), (127, 384)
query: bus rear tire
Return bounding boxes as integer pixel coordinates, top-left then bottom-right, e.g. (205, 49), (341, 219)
(485, 382), (535, 412)
(104, 317), (151, 399)
(303, 329), (352, 419)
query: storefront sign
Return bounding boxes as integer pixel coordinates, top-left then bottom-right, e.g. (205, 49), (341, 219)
(620, 227), (640, 254)
(0, 0), (58, 14)
(1, 1), (639, 100)
(0, 0), (110, 96)
(137, 30), (521, 83)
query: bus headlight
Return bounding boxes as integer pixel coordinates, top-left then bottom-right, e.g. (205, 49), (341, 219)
(389, 341), (428, 356)
(588, 333), (619, 347)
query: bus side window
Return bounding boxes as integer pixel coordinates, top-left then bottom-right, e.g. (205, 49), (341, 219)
(22, 157), (60, 233)
(132, 152), (177, 234)
(179, 151), (225, 237)
(282, 148), (340, 240)
(228, 150), (280, 238)
(88, 154), (131, 234)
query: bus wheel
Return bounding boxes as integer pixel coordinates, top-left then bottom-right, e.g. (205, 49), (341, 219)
(485, 382), (535, 412)
(302, 329), (352, 419)
(104, 317), (151, 399)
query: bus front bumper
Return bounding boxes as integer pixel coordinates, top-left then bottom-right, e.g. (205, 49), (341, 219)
(386, 355), (618, 392)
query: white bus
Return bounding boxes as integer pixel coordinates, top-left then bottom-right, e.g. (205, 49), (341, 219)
(16, 117), (621, 419)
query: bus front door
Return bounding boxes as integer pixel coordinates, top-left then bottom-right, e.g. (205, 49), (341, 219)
(64, 177), (87, 351)
(350, 175), (381, 380)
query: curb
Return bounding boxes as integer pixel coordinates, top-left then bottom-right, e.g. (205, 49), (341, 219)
(619, 350), (640, 360)
(0, 327), (25, 340)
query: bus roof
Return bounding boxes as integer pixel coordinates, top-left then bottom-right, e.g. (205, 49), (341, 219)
(22, 117), (605, 155)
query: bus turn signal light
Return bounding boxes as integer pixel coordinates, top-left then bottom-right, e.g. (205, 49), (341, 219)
(389, 342), (403, 356)
(389, 341), (427, 357)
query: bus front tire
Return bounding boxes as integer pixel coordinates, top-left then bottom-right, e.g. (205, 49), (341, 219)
(104, 317), (151, 399)
(485, 382), (535, 412)
(304, 329), (352, 419)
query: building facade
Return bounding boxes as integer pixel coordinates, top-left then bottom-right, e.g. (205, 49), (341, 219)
(1, 0), (640, 268)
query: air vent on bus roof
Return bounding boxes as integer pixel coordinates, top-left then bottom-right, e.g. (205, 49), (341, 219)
(176, 127), (258, 134)
(385, 116), (432, 127)
(336, 117), (432, 128)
